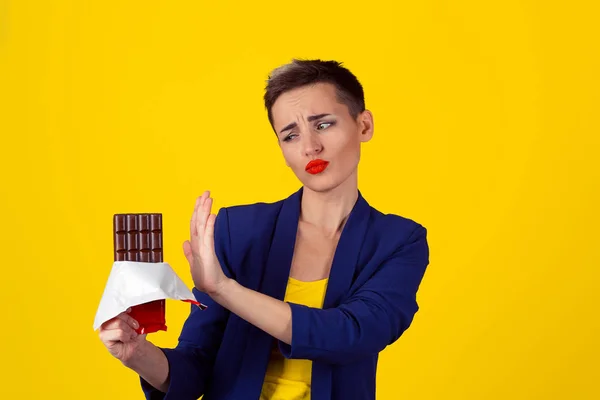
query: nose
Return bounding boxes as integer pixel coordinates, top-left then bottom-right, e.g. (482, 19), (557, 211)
(303, 132), (323, 156)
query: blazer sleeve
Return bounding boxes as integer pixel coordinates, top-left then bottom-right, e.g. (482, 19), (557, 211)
(278, 224), (429, 366)
(140, 208), (233, 399)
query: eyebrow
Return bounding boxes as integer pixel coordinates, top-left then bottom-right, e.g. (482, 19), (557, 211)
(278, 114), (332, 135)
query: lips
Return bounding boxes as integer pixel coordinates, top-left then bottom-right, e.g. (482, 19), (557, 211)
(305, 159), (329, 175)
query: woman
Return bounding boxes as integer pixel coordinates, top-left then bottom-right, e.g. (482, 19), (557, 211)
(99, 59), (430, 400)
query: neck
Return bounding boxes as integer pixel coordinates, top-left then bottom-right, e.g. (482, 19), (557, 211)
(299, 172), (359, 237)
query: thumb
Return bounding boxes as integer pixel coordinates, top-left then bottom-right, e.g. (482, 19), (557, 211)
(132, 333), (147, 344)
(182, 240), (194, 265)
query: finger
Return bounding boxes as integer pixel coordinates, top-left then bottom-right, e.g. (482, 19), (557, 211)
(99, 321), (137, 339)
(206, 195), (213, 215)
(197, 196), (211, 247)
(101, 318), (135, 335)
(100, 328), (138, 343)
(183, 240), (193, 265)
(100, 317), (124, 331)
(191, 196), (201, 236)
(192, 192), (209, 237)
(192, 194), (206, 236)
(204, 213), (217, 250)
(116, 312), (140, 331)
(202, 197), (213, 233)
(199, 191), (209, 209)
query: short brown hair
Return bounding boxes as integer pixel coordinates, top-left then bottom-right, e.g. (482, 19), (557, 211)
(264, 59), (365, 130)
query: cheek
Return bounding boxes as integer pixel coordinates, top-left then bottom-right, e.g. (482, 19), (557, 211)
(336, 135), (360, 163)
(281, 148), (297, 168)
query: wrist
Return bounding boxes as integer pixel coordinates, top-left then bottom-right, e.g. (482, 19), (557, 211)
(122, 340), (153, 370)
(209, 277), (236, 300)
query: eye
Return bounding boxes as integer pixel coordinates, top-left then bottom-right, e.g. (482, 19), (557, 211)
(316, 121), (334, 130)
(282, 133), (298, 142)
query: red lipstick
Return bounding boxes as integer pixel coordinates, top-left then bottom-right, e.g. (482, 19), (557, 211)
(305, 159), (329, 175)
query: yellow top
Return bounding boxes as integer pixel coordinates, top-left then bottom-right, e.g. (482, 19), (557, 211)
(260, 277), (329, 400)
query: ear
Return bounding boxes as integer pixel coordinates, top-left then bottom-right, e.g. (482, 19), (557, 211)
(358, 110), (374, 142)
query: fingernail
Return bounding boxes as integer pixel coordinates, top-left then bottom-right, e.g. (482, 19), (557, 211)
(126, 308), (132, 313)
(133, 320), (139, 328)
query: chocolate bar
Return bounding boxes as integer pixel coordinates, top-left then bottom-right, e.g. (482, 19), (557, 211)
(113, 213), (167, 334)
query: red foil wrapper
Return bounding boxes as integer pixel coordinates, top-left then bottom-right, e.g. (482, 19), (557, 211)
(129, 300), (167, 334)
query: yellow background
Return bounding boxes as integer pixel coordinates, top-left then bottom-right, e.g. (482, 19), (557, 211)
(1, 0), (598, 398)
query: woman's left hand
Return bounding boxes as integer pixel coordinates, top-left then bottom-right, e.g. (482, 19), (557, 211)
(183, 191), (229, 296)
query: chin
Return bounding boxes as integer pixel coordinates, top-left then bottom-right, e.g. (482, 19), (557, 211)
(298, 174), (344, 193)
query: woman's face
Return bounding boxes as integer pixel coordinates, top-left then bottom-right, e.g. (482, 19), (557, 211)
(271, 82), (373, 193)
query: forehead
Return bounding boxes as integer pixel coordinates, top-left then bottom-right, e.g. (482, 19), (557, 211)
(271, 83), (348, 125)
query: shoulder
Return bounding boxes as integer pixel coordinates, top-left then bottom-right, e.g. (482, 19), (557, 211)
(355, 206), (429, 288)
(369, 203), (426, 235)
(366, 205), (428, 254)
(213, 197), (287, 275)
(218, 197), (284, 230)
(215, 196), (286, 246)
(222, 199), (284, 221)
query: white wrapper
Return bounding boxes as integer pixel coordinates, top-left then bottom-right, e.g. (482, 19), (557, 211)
(93, 261), (198, 331)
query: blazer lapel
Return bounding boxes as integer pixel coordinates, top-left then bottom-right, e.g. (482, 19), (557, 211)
(237, 187), (303, 398)
(240, 187), (373, 400)
(311, 190), (371, 400)
(259, 186), (371, 305)
(323, 190), (371, 307)
(259, 186), (302, 299)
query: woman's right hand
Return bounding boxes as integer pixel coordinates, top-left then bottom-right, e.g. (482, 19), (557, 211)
(99, 309), (148, 366)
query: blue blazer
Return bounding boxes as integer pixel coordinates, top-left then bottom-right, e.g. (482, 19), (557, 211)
(141, 187), (430, 400)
